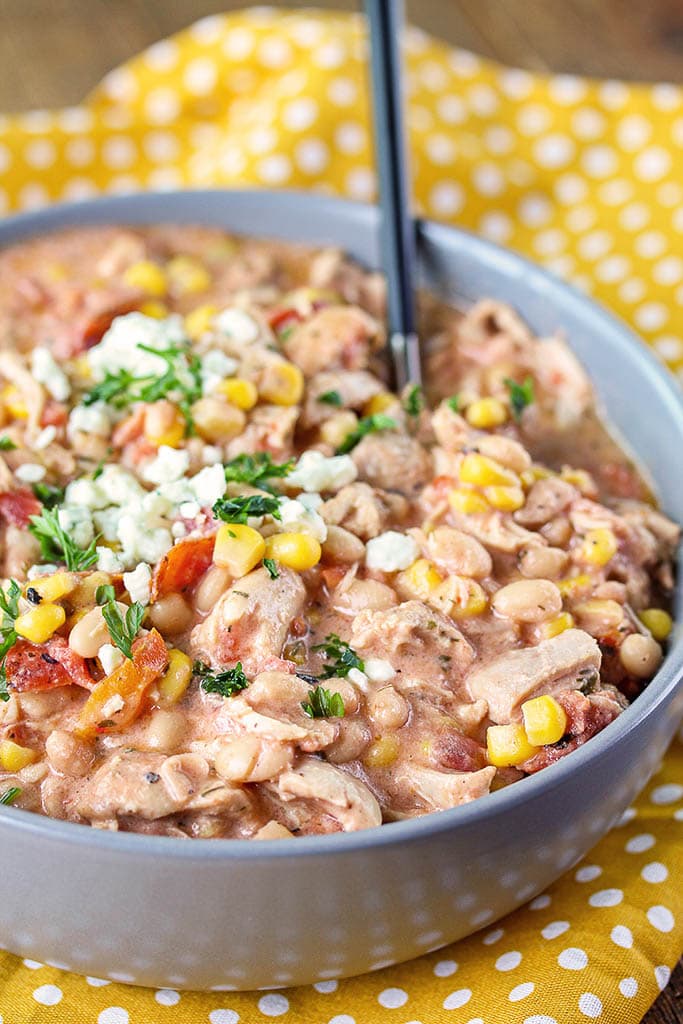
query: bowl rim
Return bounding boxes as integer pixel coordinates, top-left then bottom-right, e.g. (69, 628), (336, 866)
(0, 187), (681, 861)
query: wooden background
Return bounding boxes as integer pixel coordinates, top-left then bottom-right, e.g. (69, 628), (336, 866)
(0, 2), (681, 1021)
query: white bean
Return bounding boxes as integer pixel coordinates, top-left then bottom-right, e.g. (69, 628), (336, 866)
(367, 686), (410, 730)
(518, 545), (568, 580)
(149, 593), (194, 634)
(492, 578), (562, 623)
(142, 709), (186, 753)
(68, 602), (127, 658)
(194, 565), (232, 613)
(45, 729), (93, 777)
(619, 633), (663, 678)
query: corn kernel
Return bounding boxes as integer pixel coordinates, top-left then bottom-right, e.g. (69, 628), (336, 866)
(486, 723), (540, 767)
(0, 739), (38, 772)
(191, 397), (246, 443)
(123, 259), (167, 297)
(561, 467), (597, 495)
(521, 695), (568, 747)
(448, 578), (488, 619)
(166, 255), (211, 296)
(465, 397), (508, 429)
(2, 385), (28, 420)
(364, 735), (400, 768)
(15, 603), (66, 644)
(26, 572), (77, 602)
(540, 611), (575, 639)
(264, 532), (321, 571)
(575, 527), (618, 567)
(484, 485), (525, 512)
(138, 300), (168, 319)
(460, 453), (519, 488)
(399, 558), (442, 598)
(185, 303), (218, 340)
(320, 411), (358, 448)
(259, 361), (304, 406)
(364, 392), (396, 416)
(158, 649), (193, 706)
(448, 487), (490, 515)
(638, 608), (673, 642)
(521, 464), (553, 489)
(69, 572), (112, 610)
(143, 405), (186, 448)
(213, 523), (265, 577)
(217, 377), (258, 411)
(558, 573), (593, 599)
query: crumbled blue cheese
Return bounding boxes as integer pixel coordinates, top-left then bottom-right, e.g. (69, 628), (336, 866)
(122, 562), (152, 605)
(31, 347), (71, 402)
(277, 497), (327, 542)
(96, 547), (124, 573)
(348, 667), (369, 690)
(287, 450), (357, 493)
(117, 515), (173, 566)
(179, 500), (201, 519)
(15, 463), (46, 483)
(201, 444), (223, 465)
(28, 562), (58, 580)
(33, 425), (57, 450)
(58, 506), (94, 548)
(87, 312), (186, 380)
(365, 531), (419, 572)
(141, 446), (190, 486)
(98, 643), (125, 675)
(67, 401), (114, 440)
(200, 349), (238, 395)
(364, 658), (396, 683)
(189, 463), (227, 507)
(215, 308), (260, 344)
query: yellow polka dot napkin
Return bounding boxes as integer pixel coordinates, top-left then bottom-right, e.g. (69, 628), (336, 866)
(0, 9), (682, 1023)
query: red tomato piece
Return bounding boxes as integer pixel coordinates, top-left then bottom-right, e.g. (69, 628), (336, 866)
(151, 535), (217, 601)
(0, 488), (43, 527)
(5, 636), (95, 692)
(268, 307), (302, 336)
(40, 401), (68, 428)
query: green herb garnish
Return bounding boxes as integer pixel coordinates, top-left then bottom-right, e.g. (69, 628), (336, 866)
(32, 482), (65, 509)
(446, 395), (460, 413)
(0, 786), (21, 806)
(504, 376), (535, 421)
(403, 384), (424, 416)
(102, 600), (145, 661)
(96, 584), (116, 606)
(28, 508), (98, 572)
(312, 633), (364, 679)
(263, 557), (280, 579)
(318, 390), (342, 407)
(0, 579), (21, 702)
(336, 414), (396, 455)
(194, 660), (249, 698)
(213, 494), (282, 524)
(301, 685), (345, 719)
(223, 452), (295, 493)
(0, 436), (17, 451)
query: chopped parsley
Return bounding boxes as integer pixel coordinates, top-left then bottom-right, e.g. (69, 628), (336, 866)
(0, 580), (21, 702)
(213, 494), (282, 524)
(102, 600), (145, 661)
(195, 660), (249, 697)
(301, 685), (345, 719)
(336, 413), (396, 455)
(446, 395), (460, 412)
(29, 508), (98, 572)
(0, 786), (21, 806)
(403, 384), (424, 416)
(318, 389), (343, 407)
(0, 436), (17, 451)
(312, 633), (364, 679)
(96, 584), (116, 606)
(504, 376), (535, 421)
(32, 482), (65, 509)
(263, 557), (280, 579)
(223, 452), (294, 493)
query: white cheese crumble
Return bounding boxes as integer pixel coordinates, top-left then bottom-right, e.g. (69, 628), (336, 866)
(87, 312), (186, 381)
(15, 463), (46, 483)
(122, 562), (152, 606)
(96, 547), (124, 573)
(277, 497), (327, 542)
(28, 563), (58, 580)
(347, 667), (369, 690)
(34, 425), (57, 450)
(364, 658), (396, 683)
(200, 349), (238, 394)
(179, 500), (200, 519)
(201, 444), (223, 465)
(365, 531), (419, 572)
(98, 643), (124, 676)
(67, 401), (114, 441)
(31, 346), (71, 402)
(214, 308), (260, 344)
(287, 450), (357, 493)
(58, 506), (94, 548)
(141, 445), (190, 486)
(190, 463), (226, 508)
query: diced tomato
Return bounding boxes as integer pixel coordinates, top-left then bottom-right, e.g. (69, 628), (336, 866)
(40, 401), (68, 429)
(320, 566), (347, 591)
(5, 636), (95, 692)
(268, 307), (302, 337)
(75, 628), (168, 739)
(430, 475), (458, 499)
(111, 407), (145, 448)
(0, 488), (42, 527)
(151, 535), (217, 601)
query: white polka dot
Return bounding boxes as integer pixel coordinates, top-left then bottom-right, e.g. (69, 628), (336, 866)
(635, 230), (667, 259)
(654, 336), (683, 361)
(484, 125), (514, 154)
(282, 97), (318, 132)
(651, 783), (683, 805)
(426, 133), (456, 165)
(189, 14), (223, 44)
(572, 108), (605, 139)
(550, 75), (587, 104)
(541, 921), (570, 940)
(565, 206), (596, 233)
(328, 1017), (355, 1024)
(479, 212), (512, 243)
(346, 167), (375, 201)
(634, 146), (672, 181)
(222, 27), (255, 60)
(154, 989), (180, 1006)
(57, 106), (93, 132)
(257, 154), (292, 185)
(509, 982), (535, 1002)
(443, 989), (472, 1010)
(328, 77), (357, 107)
(610, 925), (633, 949)
(295, 139), (329, 175)
(433, 960), (458, 977)
(102, 136), (136, 169)
(653, 256), (683, 286)
(482, 928), (505, 945)
(599, 80), (629, 109)
(258, 36), (293, 69)
(312, 40), (347, 70)
(619, 202), (649, 231)
(658, 182), (682, 206)
(599, 178), (633, 205)
(522, 1017), (559, 1024)
(578, 230), (612, 261)
(429, 181), (464, 217)
(258, 993), (289, 1017)
(311, 980), (337, 994)
(619, 278), (646, 303)
(335, 121), (366, 155)
(553, 173), (586, 204)
(418, 59), (448, 92)
(467, 83), (499, 116)
(655, 965), (671, 990)
(65, 137), (95, 167)
(529, 894), (551, 911)
(437, 94), (466, 124)
(534, 134), (575, 168)
(24, 139), (56, 169)
(589, 888), (624, 908)
(617, 113), (652, 150)
(98, 1010), (129, 1024)
(533, 229), (567, 256)
(209, 1012), (239, 1024)
(86, 977), (111, 987)
(581, 145), (618, 178)
(472, 162), (504, 196)
(596, 256), (629, 283)
(183, 57), (217, 95)
(635, 302), (668, 331)
(619, 977), (638, 998)
(144, 39), (179, 72)
(22, 959), (43, 969)
(495, 951), (522, 972)
(499, 68), (533, 99)
(32, 984), (62, 1006)
(558, 947), (588, 970)
(18, 182), (49, 210)
(578, 992), (603, 1018)
(641, 861), (668, 884)
(102, 67), (137, 103)
(378, 987), (408, 1009)
(647, 905), (675, 932)
(653, 83), (681, 109)
(518, 193), (552, 227)
(145, 88), (182, 124)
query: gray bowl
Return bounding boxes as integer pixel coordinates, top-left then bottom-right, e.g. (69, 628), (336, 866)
(0, 190), (681, 991)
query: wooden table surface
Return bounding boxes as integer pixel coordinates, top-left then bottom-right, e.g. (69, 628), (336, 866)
(0, 2), (681, 1021)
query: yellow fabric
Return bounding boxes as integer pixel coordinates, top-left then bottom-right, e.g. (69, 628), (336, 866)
(0, 9), (682, 1022)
